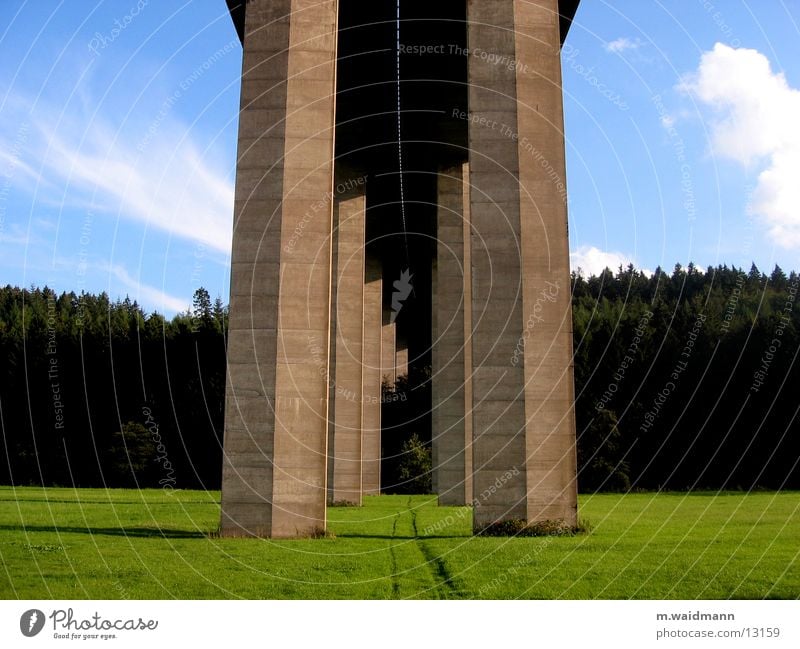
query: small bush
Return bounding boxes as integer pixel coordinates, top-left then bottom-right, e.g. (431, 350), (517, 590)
(477, 518), (592, 537)
(309, 527), (336, 540)
(395, 433), (432, 494)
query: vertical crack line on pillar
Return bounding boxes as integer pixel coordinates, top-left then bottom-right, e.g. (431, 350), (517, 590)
(395, 0), (410, 269)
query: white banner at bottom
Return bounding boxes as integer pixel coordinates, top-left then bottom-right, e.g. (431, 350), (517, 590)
(1, 600), (797, 648)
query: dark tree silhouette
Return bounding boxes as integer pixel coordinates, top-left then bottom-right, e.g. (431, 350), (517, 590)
(0, 263), (797, 493)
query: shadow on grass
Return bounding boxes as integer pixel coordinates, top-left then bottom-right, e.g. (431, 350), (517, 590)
(333, 533), (468, 540)
(0, 499), (218, 505)
(1, 524), (467, 541)
(0, 524), (207, 539)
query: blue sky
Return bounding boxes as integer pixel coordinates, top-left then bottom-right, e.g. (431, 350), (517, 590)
(565, 0), (800, 277)
(0, 1), (798, 315)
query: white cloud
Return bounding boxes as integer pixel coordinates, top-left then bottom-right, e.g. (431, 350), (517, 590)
(605, 37), (640, 54)
(681, 43), (800, 248)
(570, 246), (650, 277)
(9, 98), (235, 254)
(102, 262), (189, 314)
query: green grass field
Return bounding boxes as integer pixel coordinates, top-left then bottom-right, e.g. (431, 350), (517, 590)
(0, 487), (797, 599)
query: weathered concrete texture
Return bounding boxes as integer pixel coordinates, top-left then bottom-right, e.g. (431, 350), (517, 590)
(466, 0), (529, 529)
(220, 0), (338, 538)
(465, 0), (577, 530)
(462, 167), (475, 509)
(514, 0), (578, 525)
(361, 255), (382, 496)
(432, 163), (473, 506)
(328, 193), (366, 505)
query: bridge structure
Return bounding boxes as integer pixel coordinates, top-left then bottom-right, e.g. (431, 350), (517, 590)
(220, 0), (580, 538)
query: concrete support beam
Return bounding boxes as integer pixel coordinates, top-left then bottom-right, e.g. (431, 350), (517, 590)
(514, 0), (578, 525)
(361, 255), (382, 496)
(220, 0), (338, 538)
(328, 192), (366, 505)
(432, 163), (473, 506)
(466, 0), (529, 529)
(465, 0), (577, 530)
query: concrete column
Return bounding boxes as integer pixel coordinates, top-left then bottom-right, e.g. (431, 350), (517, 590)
(432, 163), (473, 506)
(328, 192), (366, 505)
(361, 255), (382, 496)
(468, 0), (577, 529)
(514, 0), (578, 525)
(467, 0), (528, 529)
(466, 0), (576, 530)
(220, 0), (339, 538)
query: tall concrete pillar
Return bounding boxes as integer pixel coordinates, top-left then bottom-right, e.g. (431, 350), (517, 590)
(328, 192), (366, 505)
(466, 0), (577, 529)
(432, 163), (473, 506)
(220, 0), (339, 538)
(361, 255), (382, 496)
(515, 0), (578, 524)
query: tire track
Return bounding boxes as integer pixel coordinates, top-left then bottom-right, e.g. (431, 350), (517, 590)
(388, 513), (401, 598)
(409, 498), (461, 599)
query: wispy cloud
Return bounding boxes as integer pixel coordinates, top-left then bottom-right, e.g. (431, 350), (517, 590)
(6, 95), (235, 255)
(681, 43), (800, 248)
(101, 261), (189, 314)
(0, 148), (39, 187)
(35, 253), (191, 315)
(0, 223), (30, 247)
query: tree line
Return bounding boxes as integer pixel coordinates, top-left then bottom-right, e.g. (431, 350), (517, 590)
(0, 262), (797, 493)
(573, 263), (798, 491)
(0, 287), (226, 490)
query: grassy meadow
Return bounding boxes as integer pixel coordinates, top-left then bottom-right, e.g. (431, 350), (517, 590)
(0, 487), (797, 599)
